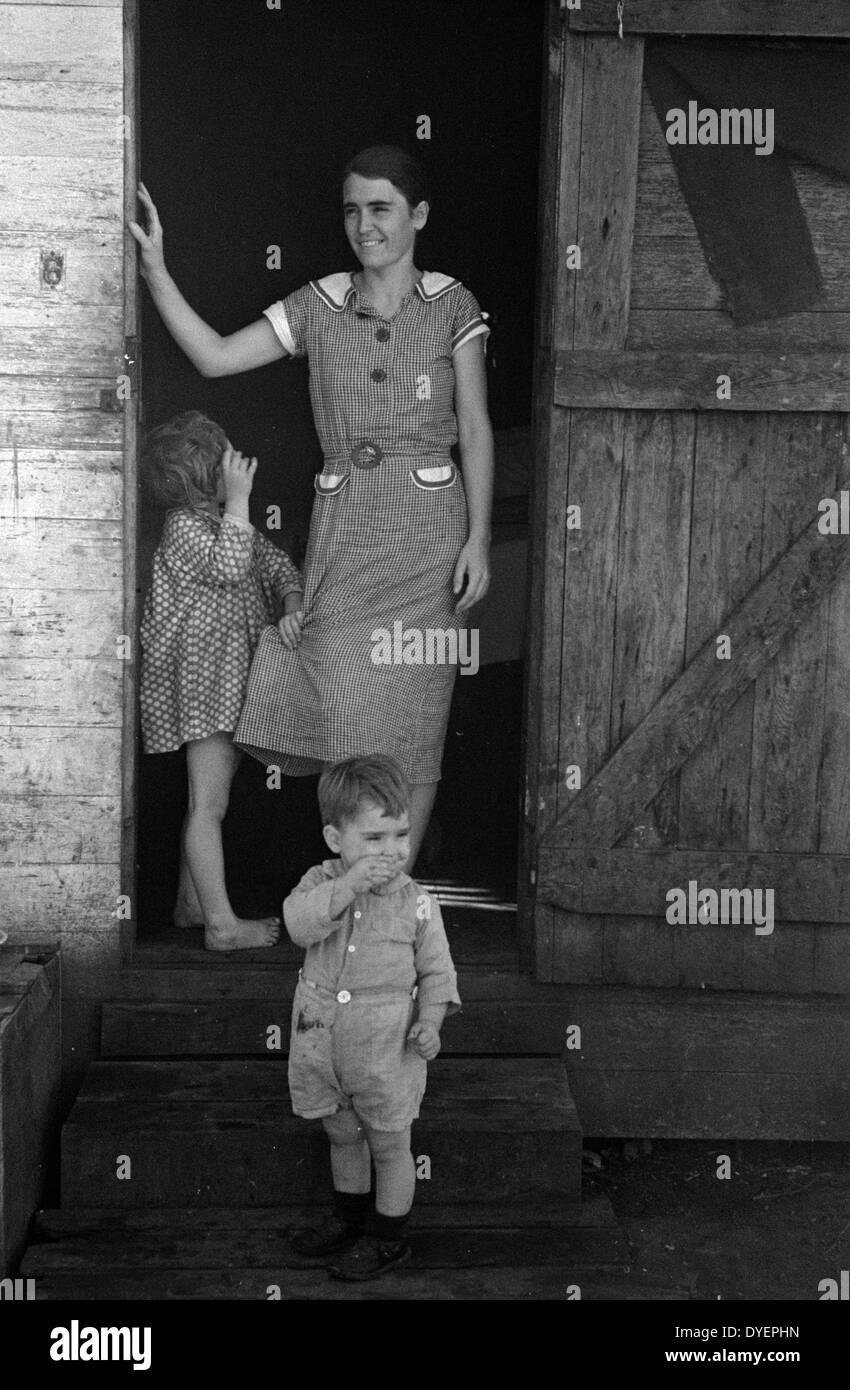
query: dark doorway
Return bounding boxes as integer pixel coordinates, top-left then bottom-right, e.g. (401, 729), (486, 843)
(137, 0), (542, 929)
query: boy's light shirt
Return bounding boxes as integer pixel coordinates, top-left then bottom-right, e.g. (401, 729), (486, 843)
(284, 859), (461, 1014)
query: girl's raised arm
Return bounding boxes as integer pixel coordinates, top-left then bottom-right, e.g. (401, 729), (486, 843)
(128, 183), (286, 379)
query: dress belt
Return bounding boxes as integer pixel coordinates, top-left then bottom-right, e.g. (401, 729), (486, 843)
(322, 444), (453, 471)
(299, 968), (417, 1005)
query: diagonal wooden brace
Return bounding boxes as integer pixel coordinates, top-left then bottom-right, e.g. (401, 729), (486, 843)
(540, 516), (850, 852)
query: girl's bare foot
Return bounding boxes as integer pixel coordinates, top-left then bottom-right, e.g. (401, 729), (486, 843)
(204, 917), (281, 951)
(173, 896), (204, 929)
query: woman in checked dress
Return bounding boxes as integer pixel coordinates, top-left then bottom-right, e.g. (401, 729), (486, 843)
(130, 146), (493, 864)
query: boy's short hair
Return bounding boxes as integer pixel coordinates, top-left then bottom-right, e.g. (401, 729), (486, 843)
(319, 755), (410, 828)
(141, 410), (228, 508)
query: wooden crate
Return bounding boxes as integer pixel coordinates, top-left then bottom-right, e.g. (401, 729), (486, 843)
(0, 944), (61, 1274)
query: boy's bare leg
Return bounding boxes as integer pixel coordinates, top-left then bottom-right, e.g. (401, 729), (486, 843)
(408, 782), (438, 871)
(323, 1110), (371, 1192)
(173, 820), (204, 927)
(363, 1123), (415, 1217)
(184, 732), (280, 950)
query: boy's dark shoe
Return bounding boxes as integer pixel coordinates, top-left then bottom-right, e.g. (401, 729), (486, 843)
(327, 1235), (412, 1282)
(290, 1214), (363, 1257)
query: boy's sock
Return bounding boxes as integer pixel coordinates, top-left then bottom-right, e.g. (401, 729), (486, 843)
(371, 1210), (410, 1245)
(333, 1190), (371, 1232)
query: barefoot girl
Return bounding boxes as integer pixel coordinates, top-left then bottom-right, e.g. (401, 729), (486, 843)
(130, 146), (494, 868)
(139, 411), (303, 950)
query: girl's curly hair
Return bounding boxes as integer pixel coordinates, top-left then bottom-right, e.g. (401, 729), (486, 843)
(141, 410), (228, 508)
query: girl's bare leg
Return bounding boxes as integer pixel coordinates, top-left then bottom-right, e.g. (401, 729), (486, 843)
(173, 820), (204, 927)
(184, 732), (281, 950)
(408, 781), (439, 871)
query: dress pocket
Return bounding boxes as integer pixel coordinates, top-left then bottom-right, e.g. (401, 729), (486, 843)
(409, 463), (457, 491)
(314, 471), (350, 497)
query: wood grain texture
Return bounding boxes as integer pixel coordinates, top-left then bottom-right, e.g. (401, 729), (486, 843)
(569, 1), (850, 38)
(748, 418), (839, 852)
(628, 311), (850, 352)
(0, 865), (121, 927)
(540, 847), (850, 923)
(0, 590), (123, 658)
(0, 520), (121, 589)
(555, 350), (850, 410)
(541, 516), (850, 851)
(0, 107), (121, 160)
(609, 410), (693, 846)
(0, 796), (120, 864)
(0, 657), (121, 724)
(0, 6), (122, 82)
(0, 450), (122, 519)
(677, 415), (767, 849)
(0, 306), (123, 375)
(0, 727), (121, 794)
(571, 34), (643, 349)
(0, 157), (122, 233)
(0, 242), (122, 308)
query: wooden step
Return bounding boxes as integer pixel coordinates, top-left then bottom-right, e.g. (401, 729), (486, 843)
(100, 995), (567, 1056)
(60, 1058), (582, 1208)
(23, 1199), (626, 1276)
(22, 1201), (688, 1302)
(18, 1265), (687, 1301)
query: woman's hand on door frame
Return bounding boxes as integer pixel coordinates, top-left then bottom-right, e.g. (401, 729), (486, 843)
(128, 182), (167, 283)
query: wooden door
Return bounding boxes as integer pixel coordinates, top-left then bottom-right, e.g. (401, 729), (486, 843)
(523, 0), (850, 989)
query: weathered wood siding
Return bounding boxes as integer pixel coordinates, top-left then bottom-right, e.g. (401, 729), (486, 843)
(0, 0), (131, 1062)
(527, 16), (850, 993)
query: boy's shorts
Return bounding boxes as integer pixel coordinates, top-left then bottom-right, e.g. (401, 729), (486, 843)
(288, 976), (428, 1132)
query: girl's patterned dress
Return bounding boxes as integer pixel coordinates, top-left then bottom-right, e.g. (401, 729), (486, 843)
(140, 508), (302, 754)
(234, 271), (489, 784)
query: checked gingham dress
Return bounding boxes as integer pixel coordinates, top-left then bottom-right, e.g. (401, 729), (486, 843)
(234, 271), (489, 784)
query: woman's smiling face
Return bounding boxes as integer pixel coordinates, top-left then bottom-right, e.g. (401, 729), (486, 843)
(343, 174), (428, 271)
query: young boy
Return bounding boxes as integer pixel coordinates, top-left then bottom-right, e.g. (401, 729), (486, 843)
(283, 754), (460, 1282)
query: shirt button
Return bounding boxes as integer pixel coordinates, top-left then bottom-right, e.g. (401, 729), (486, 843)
(337, 990), (351, 1004)
(375, 327), (390, 342)
(371, 368), (387, 383)
(348, 944), (356, 953)
(353, 911), (361, 919)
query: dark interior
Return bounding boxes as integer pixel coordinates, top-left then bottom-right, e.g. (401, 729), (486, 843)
(136, 0), (542, 928)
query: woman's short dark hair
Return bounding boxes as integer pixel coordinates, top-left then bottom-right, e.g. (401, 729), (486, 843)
(141, 410), (227, 509)
(342, 145), (429, 210)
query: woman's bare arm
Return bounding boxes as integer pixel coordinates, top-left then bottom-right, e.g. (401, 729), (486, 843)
(128, 183), (286, 378)
(453, 336), (494, 610)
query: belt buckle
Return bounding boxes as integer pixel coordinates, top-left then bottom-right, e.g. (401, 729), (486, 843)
(350, 440), (384, 470)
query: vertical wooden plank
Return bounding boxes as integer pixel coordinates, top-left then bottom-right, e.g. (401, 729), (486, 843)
(819, 419), (850, 852)
(549, 34), (644, 982)
(120, 0), (139, 957)
(571, 35), (643, 349)
(678, 414), (769, 848)
(608, 409), (693, 849)
(520, 0), (567, 972)
(749, 416), (843, 852)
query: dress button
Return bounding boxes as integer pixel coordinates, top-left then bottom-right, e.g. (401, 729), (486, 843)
(375, 327), (390, 342)
(371, 368), (387, 382)
(353, 911), (362, 919)
(348, 944), (356, 953)
(337, 989), (352, 1004)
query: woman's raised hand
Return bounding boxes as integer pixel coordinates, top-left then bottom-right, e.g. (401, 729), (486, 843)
(453, 535), (491, 612)
(128, 182), (167, 282)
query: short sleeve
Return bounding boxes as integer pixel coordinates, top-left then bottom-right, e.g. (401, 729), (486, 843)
(451, 285), (490, 356)
(262, 283), (313, 358)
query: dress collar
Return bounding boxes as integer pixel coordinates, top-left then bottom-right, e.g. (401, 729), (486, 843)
(310, 270), (460, 313)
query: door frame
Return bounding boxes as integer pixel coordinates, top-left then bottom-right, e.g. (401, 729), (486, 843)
(121, 0), (140, 957)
